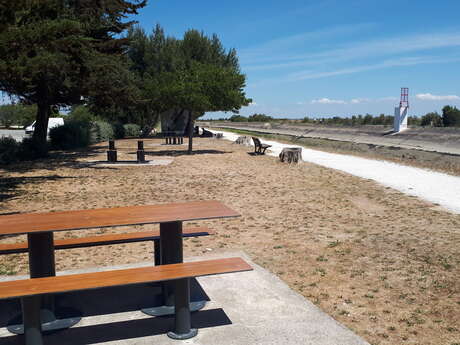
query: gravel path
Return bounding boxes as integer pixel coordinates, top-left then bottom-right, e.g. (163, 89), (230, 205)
(214, 129), (460, 214)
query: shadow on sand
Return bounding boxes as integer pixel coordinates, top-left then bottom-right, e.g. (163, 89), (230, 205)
(0, 175), (77, 205)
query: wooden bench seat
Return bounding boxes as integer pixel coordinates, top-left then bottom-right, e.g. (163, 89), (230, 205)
(252, 137), (272, 155)
(0, 257), (252, 344)
(0, 227), (213, 267)
(0, 257), (250, 298)
(0, 227), (213, 255)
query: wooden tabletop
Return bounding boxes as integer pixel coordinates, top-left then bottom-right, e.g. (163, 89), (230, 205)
(0, 201), (240, 236)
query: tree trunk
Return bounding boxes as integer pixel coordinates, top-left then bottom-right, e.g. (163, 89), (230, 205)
(31, 103), (51, 157)
(187, 118), (194, 154)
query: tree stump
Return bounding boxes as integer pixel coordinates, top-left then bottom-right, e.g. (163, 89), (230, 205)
(235, 136), (252, 145)
(279, 147), (302, 163)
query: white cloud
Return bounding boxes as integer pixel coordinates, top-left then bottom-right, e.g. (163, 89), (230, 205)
(286, 55), (460, 82)
(240, 23), (375, 63)
(311, 98), (347, 105)
(249, 101), (258, 106)
(350, 98), (371, 104)
(416, 93), (460, 101)
(243, 31), (460, 71)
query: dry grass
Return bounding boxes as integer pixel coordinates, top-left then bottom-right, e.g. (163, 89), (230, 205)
(1, 137), (459, 345)
(216, 127), (460, 176)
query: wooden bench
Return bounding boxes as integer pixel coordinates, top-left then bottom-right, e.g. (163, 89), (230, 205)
(0, 227), (213, 266)
(0, 257), (252, 345)
(252, 137), (272, 155)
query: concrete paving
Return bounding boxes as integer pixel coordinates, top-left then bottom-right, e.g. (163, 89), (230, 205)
(86, 159), (174, 167)
(0, 251), (369, 345)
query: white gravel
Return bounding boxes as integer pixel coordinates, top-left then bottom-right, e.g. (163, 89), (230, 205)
(211, 129), (460, 214)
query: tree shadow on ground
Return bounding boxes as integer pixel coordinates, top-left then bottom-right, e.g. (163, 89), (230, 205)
(0, 175), (78, 207)
(0, 147), (115, 174)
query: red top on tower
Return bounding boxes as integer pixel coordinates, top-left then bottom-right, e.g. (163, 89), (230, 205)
(400, 87), (409, 108)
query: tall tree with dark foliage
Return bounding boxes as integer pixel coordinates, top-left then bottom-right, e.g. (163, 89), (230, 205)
(0, 0), (145, 155)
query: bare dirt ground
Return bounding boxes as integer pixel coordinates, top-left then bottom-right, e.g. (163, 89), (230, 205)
(1, 138), (459, 345)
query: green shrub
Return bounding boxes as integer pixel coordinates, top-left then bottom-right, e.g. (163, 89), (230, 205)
(92, 121), (114, 142)
(112, 123), (125, 139)
(19, 137), (49, 160)
(0, 136), (20, 164)
(49, 121), (91, 149)
(67, 106), (97, 123)
(123, 123), (140, 137)
(0, 136), (47, 164)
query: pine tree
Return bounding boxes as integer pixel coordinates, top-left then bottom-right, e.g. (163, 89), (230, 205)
(0, 0), (145, 155)
(127, 25), (251, 153)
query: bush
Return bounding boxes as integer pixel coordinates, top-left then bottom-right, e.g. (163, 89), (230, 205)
(112, 123), (125, 139)
(19, 137), (50, 159)
(421, 112), (443, 127)
(0, 104), (36, 128)
(0, 136), (48, 164)
(442, 105), (460, 127)
(91, 121), (114, 142)
(67, 106), (97, 123)
(0, 136), (20, 164)
(123, 123), (141, 137)
(49, 121), (91, 149)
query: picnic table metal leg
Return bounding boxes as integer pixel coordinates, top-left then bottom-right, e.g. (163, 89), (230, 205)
(153, 239), (161, 266)
(7, 232), (81, 335)
(22, 296), (43, 345)
(167, 278), (198, 339)
(142, 221), (206, 317)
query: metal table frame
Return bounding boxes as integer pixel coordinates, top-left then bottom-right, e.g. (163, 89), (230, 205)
(0, 201), (240, 341)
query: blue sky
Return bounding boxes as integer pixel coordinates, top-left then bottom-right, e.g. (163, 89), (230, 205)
(134, 0), (460, 119)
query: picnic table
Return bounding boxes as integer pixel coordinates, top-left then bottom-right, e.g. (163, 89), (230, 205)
(0, 201), (241, 336)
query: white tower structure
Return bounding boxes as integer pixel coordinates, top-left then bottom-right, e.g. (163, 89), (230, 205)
(394, 87), (409, 132)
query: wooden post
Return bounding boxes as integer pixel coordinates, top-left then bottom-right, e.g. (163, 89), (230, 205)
(107, 151), (117, 162)
(136, 150), (145, 163)
(107, 140), (117, 162)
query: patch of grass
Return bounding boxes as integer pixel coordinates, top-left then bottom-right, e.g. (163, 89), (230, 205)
(316, 255), (328, 262)
(315, 268), (327, 277)
(0, 263), (16, 276)
(328, 240), (341, 248)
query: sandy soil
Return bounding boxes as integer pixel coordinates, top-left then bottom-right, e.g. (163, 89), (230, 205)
(1, 138), (459, 345)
